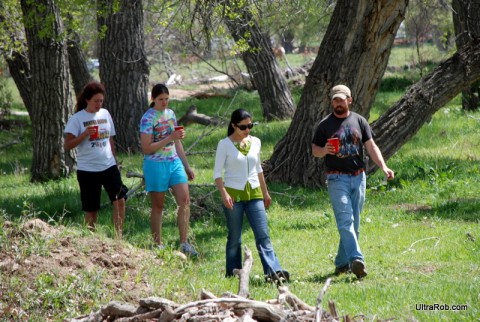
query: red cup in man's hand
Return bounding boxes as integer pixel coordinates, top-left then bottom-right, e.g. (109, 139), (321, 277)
(174, 126), (184, 131)
(327, 137), (340, 153)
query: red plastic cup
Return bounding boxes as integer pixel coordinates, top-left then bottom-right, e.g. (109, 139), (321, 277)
(327, 137), (340, 153)
(174, 126), (184, 131)
(89, 126), (99, 140)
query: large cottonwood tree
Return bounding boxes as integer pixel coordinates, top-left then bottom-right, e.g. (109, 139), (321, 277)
(265, 0), (409, 188)
(370, 40), (480, 165)
(214, 0), (296, 121)
(66, 16), (94, 98)
(0, 2), (33, 118)
(266, 0), (480, 188)
(452, 0), (479, 111)
(19, 0), (75, 181)
(97, 0), (149, 153)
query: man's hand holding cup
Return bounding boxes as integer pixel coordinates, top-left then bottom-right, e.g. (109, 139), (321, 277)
(326, 137), (339, 154)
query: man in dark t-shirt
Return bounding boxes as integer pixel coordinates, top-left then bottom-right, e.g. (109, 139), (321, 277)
(312, 84), (394, 279)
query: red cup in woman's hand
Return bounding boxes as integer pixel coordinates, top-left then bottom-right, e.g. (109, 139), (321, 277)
(173, 126), (184, 139)
(89, 126), (99, 140)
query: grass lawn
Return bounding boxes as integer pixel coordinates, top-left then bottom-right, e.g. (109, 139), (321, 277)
(0, 45), (479, 321)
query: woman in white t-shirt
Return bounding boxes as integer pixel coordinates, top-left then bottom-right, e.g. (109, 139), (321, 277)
(64, 82), (126, 238)
(213, 109), (289, 283)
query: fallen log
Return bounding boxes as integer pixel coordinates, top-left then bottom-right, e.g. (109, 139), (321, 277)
(67, 247), (341, 322)
(238, 308), (255, 322)
(278, 286), (315, 311)
(0, 140), (19, 150)
(173, 298), (286, 322)
(192, 92), (232, 100)
(116, 308), (163, 321)
(177, 105), (225, 126)
(315, 278), (332, 322)
(200, 289), (217, 300)
(234, 245), (253, 298)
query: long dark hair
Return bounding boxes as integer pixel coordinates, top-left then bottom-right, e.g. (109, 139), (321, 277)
(150, 84), (169, 107)
(227, 109), (252, 136)
(76, 82), (106, 112)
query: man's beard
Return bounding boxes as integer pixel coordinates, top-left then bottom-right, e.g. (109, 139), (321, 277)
(334, 106), (347, 115)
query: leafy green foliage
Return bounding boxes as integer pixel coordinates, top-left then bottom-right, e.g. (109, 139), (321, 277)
(0, 76), (13, 115)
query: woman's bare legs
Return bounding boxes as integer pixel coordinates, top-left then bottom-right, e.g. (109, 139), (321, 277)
(85, 211), (98, 231)
(171, 183), (191, 243)
(112, 198), (125, 239)
(150, 192), (166, 245)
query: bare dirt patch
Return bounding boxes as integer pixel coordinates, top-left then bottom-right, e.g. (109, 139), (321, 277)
(0, 219), (342, 322)
(0, 219), (162, 304)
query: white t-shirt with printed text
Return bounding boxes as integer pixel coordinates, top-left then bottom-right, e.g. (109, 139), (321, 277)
(64, 108), (117, 172)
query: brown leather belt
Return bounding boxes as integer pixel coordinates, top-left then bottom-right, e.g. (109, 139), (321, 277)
(326, 168), (365, 176)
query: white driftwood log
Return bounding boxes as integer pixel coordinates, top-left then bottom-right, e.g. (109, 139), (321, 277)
(233, 245), (253, 298)
(68, 246), (342, 322)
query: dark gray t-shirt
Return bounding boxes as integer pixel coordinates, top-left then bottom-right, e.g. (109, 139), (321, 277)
(312, 112), (373, 173)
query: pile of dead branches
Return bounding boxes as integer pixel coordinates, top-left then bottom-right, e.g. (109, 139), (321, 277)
(69, 248), (352, 322)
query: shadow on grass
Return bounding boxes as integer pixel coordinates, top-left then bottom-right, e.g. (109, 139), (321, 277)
(373, 156), (480, 222)
(305, 272), (360, 284)
(392, 198), (480, 222)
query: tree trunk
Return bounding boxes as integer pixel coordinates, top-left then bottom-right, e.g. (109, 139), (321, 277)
(0, 7), (33, 116)
(265, 0), (408, 188)
(20, 0), (75, 182)
(97, 0), (149, 153)
(370, 40), (480, 167)
(4, 51), (33, 116)
(452, 0), (479, 111)
(223, 0), (295, 121)
(66, 15), (94, 99)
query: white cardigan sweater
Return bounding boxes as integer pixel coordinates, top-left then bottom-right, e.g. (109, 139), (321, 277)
(213, 136), (263, 190)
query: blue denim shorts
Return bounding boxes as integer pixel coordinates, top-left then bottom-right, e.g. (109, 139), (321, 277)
(143, 158), (187, 192)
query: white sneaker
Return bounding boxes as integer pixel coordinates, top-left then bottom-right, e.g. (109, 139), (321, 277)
(180, 242), (199, 257)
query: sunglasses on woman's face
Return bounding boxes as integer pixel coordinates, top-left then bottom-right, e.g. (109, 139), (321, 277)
(236, 123), (254, 130)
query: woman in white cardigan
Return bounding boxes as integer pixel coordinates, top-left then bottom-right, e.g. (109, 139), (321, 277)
(213, 109), (289, 283)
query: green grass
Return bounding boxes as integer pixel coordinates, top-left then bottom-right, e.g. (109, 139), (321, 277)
(1, 46), (480, 321)
(387, 42), (451, 68)
(2, 91), (479, 321)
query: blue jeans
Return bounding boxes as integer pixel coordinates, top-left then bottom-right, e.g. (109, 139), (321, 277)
(327, 172), (366, 268)
(223, 199), (283, 276)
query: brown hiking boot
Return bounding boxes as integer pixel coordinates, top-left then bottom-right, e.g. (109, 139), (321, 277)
(351, 259), (367, 278)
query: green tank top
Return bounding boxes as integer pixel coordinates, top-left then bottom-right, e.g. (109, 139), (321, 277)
(225, 139), (263, 202)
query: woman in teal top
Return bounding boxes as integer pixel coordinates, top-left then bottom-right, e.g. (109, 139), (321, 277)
(213, 109), (289, 283)
(140, 84), (198, 256)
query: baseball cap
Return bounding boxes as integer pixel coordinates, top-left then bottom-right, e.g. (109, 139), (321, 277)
(331, 85), (351, 99)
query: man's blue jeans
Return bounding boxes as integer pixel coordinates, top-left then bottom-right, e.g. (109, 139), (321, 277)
(327, 172), (366, 268)
(223, 199), (283, 276)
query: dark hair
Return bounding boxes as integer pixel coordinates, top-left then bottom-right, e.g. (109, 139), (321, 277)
(76, 82), (106, 112)
(227, 109), (252, 136)
(150, 84), (170, 107)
